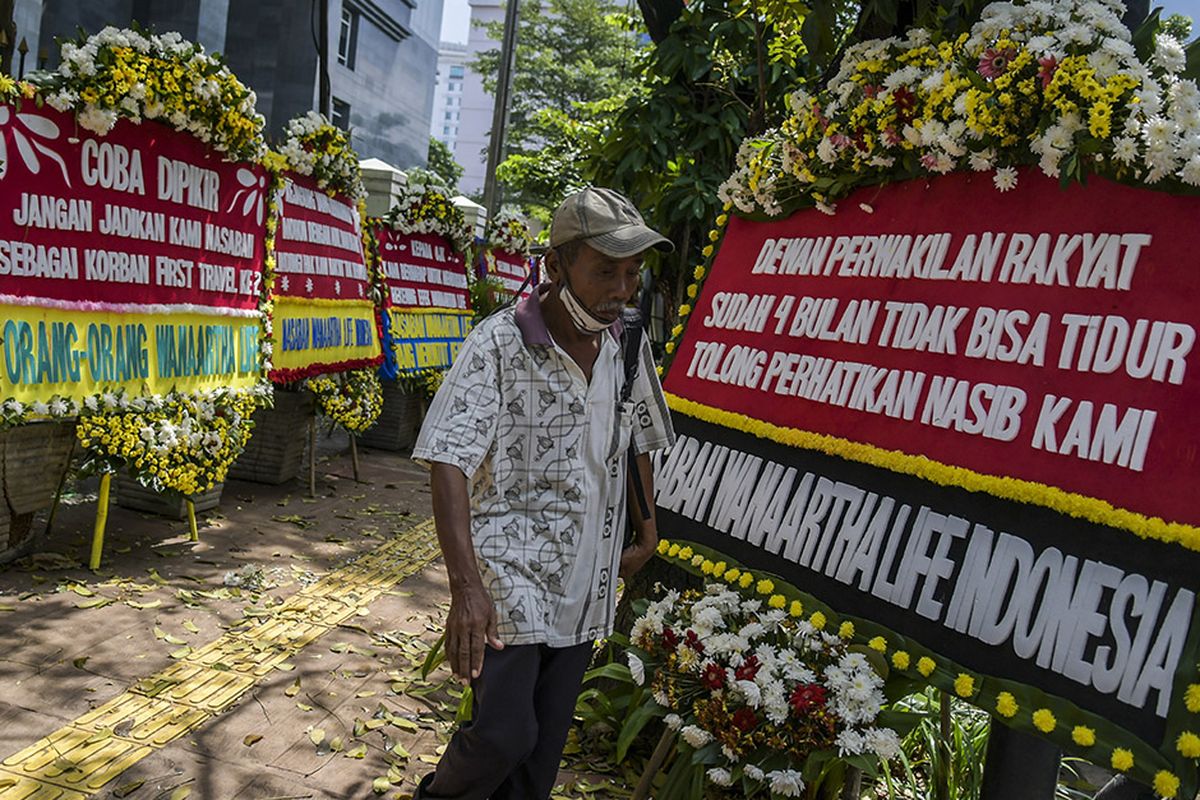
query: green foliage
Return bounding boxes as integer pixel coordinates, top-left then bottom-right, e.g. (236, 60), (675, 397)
(878, 689), (990, 800)
(472, 0), (647, 211)
(582, 1), (823, 308)
(1162, 12), (1193, 43)
(426, 137), (464, 191)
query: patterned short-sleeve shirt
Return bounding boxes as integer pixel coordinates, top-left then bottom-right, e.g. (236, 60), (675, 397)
(413, 288), (675, 647)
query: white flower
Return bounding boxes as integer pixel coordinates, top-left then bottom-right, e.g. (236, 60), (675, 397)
(680, 725), (711, 748)
(1179, 155), (1200, 186)
(768, 769), (805, 797)
(664, 713), (682, 731)
(707, 767), (733, 787)
(1153, 34), (1186, 74)
(627, 652), (645, 685)
(31, 401), (49, 415)
(1113, 136), (1139, 163)
(968, 149), (995, 171)
(865, 726), (903, 760)
(836, 728), (867, 755)
(77, 105), (118, 134)
(48, 398), (68, 416)
(993, 166), (1018, 192)
(745, 764), (765, 781)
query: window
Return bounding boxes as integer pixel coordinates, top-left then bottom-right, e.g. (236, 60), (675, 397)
(449, 65), (464, 79)
(338, 6), (360, 69)
(332, 98), (351, 130)
(448, 81), (460, 93)
(445, 110), (454, 121)
(443, 125), (451, 136)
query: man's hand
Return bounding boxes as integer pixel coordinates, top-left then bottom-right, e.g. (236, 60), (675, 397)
(446, 579), (504, 682)
(619, 539), (655, 580)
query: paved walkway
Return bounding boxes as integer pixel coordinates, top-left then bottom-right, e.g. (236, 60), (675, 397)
(0, 437), (469, 800)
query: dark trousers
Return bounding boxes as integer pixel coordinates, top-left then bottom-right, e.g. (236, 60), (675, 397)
(415, 641), (593, 800)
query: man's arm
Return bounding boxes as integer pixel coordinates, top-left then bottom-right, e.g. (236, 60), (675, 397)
(619, 451), (658, 579)
(430, 462), (503, 681)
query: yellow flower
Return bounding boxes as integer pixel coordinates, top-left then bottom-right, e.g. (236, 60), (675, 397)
(1032, 708), (1055, 733)
(1185, 684), (1200, 712)
(693, 265), (706, 280)
(687, 284), (698, 299)
(809, 611), (826, 630)
(892, 651), (910, 670)
(953, 673), (975, 697)
(678, 304), (691, 317)
(711, 561), (726, 579)
(667, 543), (681, 557)
(756, 579), (775, 595)
(690, 554), (705, 567)
(664, 342), (675, 354)
(1176, 731), (1200, 758)
(678, 546), (693, 560)
(701, 245), (714, 258)
(1154, 771), (1180, 798)
(716, 214), (728, 226)
(656, 540), (670, 555)
(1111, 748), (1134, 771)
(738, 572), (754, 589)
(1072, 726), (1095, 747)
(838, 621), (854, 639)
(789, 600), (804, 618)
(708, 230), (719, 242)
(995, 692), (1018, 718)
(724, 567), (741, 583)
(868, 636), (887, 653)
(768, 594), (787, 609)
(700, 559), (714, 575)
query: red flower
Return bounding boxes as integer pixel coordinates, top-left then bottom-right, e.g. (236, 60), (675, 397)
(790, 683), (828, 713)
(732, 707), (758, 732)
(1038, 55), (1059, 89)
(891, 87), (917, 124)
(662, 627), (678, 649)
(684, 630), (705, 653)
(734, 655), (761, 682)
(702, 662), (725, 690)
(978, 47), (1016, 80)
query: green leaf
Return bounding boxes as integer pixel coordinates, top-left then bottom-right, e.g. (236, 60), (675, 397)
(615, 698), (663, 762)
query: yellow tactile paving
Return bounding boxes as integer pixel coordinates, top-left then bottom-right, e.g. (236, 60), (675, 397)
(0, 770), (88, 800)
(0, 518), (439, 799)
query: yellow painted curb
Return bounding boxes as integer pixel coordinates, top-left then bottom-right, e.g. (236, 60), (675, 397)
(0, 518), (440, 799)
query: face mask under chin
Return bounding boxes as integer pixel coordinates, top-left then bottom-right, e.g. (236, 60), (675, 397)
(559, 282), (616, 334)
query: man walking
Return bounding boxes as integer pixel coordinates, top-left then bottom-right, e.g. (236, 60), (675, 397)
(412, 187), (676, 799)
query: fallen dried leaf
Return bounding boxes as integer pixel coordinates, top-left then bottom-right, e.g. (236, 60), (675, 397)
(243, 734), (263, 747)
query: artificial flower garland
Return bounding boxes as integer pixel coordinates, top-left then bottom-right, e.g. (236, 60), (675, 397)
(76, 385), (270, 496)
(719, 0), (1200, 216)
(307, 369), (383, 433)
(385, 168), (473, 255)
(484, 206), (533, 256)
(29, 25), (265, 161)
(275, 110), (368, 202)
(629, 582), (901, 796)
(652, 537), (1189, 798)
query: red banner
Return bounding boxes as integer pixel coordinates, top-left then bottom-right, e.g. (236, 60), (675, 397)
(375, 226), (469, 311)
(274, 172), (370, 301)
(665, 170), (1200, 528)
(0, 105), (267, 310)
(488, 249), (533, 297)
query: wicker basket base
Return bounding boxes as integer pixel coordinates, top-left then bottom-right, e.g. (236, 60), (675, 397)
(115, 475), (223, 520)
(0, 421), (76, 563)
(228, 390), (315, 484)
(358, 383), (423, 452)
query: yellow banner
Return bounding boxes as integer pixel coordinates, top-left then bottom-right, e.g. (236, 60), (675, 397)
(389, 308), (472, 372)
(0, 304), (262, 404)
(270, 298), (381, 376)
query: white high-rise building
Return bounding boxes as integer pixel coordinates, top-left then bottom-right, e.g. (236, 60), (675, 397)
(455, 0), (505, 195)
(431, 41), (469, 153)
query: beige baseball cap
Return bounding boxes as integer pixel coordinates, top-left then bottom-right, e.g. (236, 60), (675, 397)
(549, 187), (674, 258)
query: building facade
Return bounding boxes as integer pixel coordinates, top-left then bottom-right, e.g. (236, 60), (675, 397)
(455, 0), (502, 195)
(11, 0), (443, 169)
(430, 40), (467, 153)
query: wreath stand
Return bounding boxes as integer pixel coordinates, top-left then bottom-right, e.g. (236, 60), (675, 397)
(91, 474), (217, 569)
